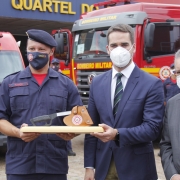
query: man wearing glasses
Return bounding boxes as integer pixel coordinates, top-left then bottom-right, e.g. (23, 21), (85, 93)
(160, 49), (180, 180)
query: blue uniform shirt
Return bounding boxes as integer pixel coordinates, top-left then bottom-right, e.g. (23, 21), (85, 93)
(0, 67), (82, 174)
(163, 77), (180, 103)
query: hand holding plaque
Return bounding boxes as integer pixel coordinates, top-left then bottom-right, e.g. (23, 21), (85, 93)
(21, 106), (104, 133)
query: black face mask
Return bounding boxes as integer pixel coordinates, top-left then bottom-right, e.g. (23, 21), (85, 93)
(27, 52), (49, 70)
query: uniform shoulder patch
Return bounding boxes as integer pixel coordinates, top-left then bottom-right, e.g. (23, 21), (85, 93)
(3, 71), (20, 79)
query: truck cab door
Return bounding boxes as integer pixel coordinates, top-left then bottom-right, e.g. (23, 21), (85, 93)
(52, 29), (72, 66)
(143, 21), (180, 80)
(52, 29), (74, 79)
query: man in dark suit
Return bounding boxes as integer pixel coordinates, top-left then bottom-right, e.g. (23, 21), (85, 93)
(160, 49), (180, 180)
(84, 24), (164, 180)
(157, 63), (180, 157)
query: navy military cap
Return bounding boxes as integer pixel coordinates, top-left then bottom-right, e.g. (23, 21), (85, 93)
(26, 29), (57, 47)
(51, 58), (60, 64)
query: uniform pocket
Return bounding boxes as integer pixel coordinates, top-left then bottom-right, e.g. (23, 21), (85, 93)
(47, 134), (67, 157)
(9, 87), (29, 110)
(97, 140), (102, 150)
(8, 137), (28, 158)
(49, 88), (68, 112)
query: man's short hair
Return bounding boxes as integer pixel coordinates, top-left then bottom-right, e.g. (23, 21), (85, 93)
(107, 24), (134, 44)
(175, 49), (180, 60)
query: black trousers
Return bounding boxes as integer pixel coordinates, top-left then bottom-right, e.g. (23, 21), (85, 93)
(7, 174), (67, 180)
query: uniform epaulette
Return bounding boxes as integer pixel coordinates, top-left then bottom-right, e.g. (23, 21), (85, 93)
(3, 71), (20, 79)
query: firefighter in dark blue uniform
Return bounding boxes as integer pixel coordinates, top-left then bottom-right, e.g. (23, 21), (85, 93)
(163, 63), (180, 104)
(0, 29), (82, 180)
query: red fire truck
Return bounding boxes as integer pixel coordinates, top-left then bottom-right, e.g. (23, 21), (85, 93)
(0, 32), (25, 148)
(52, 0), (180, 105)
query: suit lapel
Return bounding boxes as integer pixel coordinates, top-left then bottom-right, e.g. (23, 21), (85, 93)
(103, 70), (114, 124)
(114, 66), (140, 126)
(175, 98), (180, 148)
(172, 97), (180, 173)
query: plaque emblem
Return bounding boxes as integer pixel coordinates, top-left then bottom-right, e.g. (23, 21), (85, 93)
(72, 115), (83, 125)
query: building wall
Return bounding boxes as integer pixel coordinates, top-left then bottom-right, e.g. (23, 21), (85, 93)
(0, 0), (101, 23)
(0, 0), (179, 23)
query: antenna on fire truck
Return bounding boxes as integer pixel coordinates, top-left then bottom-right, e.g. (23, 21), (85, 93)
(93, 0), (131, 8)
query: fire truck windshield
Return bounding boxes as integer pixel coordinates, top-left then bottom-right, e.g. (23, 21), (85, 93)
(0, 51), (24, 83)
(73, 29), (109, 59)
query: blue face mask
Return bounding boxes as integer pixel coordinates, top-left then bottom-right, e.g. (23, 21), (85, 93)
(27, 52), (49, 70)
(52, 66), (59, 72)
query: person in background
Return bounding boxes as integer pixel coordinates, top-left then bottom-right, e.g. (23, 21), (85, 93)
(84, 24), (164, 180)
(50, 58), (61, 72)
(163, 63), (180, 105)
(160, 50), (180, 180)
(50, 58), (76, 156)
(0, 29), (82, 180)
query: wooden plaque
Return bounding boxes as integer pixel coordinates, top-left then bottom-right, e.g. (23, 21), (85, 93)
(20, 126), (104, 134)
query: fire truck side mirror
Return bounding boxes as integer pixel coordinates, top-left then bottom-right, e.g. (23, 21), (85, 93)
(54, 33), (64, 54)
(144, 23), (155, 48)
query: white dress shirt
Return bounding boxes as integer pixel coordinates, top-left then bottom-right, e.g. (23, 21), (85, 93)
(111, 61), (135, 108)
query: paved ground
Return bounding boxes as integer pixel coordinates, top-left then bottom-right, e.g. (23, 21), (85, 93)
(0, 134), (166, 180)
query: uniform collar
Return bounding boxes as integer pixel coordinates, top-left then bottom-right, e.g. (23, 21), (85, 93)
(112, 61), (135, 79)
(48, 68), (59, 78)
(19, 66), (59, 79)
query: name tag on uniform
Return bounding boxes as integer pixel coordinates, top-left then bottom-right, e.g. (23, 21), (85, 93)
(9, 82), (28, 88)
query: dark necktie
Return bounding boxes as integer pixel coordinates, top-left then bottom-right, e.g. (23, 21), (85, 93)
(113, 73), (123, 117)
